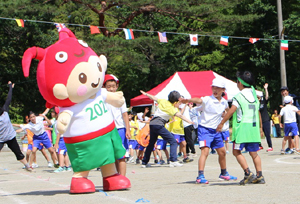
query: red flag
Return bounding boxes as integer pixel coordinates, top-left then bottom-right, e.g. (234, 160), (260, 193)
(90, 26), (101, 34)
(249, 38), (260, 44)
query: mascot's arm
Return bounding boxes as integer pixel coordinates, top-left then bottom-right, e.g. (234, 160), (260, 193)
(105, 91), (125, 108)
(57, 111), (72, 134)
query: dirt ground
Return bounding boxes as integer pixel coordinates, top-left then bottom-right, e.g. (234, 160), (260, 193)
(0, 137), (299, 204)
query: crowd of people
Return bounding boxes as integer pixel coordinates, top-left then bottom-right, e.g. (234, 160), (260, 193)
(2, 70), (300, 187)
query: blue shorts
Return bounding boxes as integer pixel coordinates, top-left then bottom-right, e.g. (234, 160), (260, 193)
(221, 131), (230, 141)
(129, 140), (139, 150)
(56, 137), (67, 155)
(33, 132), (52, 149)
(284, 122), (299, 136)
(118, 128), (129, 150)
(197, 125), (224, 149)
(139, 145), (145, 151)
(27, 143), (44, 151)
(173, 134), (185, 144)
(233, 142), (259, 152)
(156, 139), (167, 150)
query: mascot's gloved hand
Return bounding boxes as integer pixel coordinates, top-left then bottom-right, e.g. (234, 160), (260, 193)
(57, 112), (72, 134)
(106, 91), (125, 108)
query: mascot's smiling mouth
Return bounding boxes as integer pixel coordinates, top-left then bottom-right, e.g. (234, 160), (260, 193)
(74, 50), (85, 58)
(91, 78), (100, 88)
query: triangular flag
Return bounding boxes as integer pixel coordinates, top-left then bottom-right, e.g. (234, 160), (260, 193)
(220, 36), (229, 46)
(15, 19), (24, 27)
(189, 34), (198, 46)
(123, 28), (134, 40)
(281, 40), (288, 51)
(90, 26), (101, 34)
(54, 23), (66, 32)
(158, 32), (168, 43)
(249, 38), (260, 44)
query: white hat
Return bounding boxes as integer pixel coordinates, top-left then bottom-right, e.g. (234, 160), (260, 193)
(284, 96), (293, 104)
(211, 78), (225, 88)
(137, 112), (144, 121)
(256, 91), (263, 97)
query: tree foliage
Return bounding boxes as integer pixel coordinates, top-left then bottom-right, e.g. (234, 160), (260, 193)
(0, 0), (299, 121)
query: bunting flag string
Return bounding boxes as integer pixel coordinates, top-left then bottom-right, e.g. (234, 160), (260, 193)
(1, 16), (299, 51)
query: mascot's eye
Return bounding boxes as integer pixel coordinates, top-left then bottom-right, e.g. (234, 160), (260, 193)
(79, 73), (87, 84)
(55, 51), (68, 63)
(97, 62), (102, 72)
(78, 40), (88, 48)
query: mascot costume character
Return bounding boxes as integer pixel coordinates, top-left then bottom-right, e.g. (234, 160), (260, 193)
(22, 28), (131, 194)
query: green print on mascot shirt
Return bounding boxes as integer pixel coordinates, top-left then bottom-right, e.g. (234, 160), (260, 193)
(60, 88), (125, 172)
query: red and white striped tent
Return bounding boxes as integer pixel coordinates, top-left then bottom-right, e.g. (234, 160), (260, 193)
(130, 70), (245, 107)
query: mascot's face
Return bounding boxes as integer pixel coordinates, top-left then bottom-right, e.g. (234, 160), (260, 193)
(53, 54), (106, 104)
(22, 28), (108, 107)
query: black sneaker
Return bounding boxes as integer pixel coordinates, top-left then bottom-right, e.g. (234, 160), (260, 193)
(252, 176), (266, 184)
(183, 157), (194, 163)
(239, 172), (256, 185)
(154, 159), (158, 164)
(136, 158), (140, 164)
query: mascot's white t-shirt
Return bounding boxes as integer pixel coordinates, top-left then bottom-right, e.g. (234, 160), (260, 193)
(60, 88), (114, 138)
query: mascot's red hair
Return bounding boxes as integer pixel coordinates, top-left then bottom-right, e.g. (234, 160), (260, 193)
(22, 28), (130, 194)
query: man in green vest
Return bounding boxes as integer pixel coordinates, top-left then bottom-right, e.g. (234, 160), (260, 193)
(217, 70), (265, 185)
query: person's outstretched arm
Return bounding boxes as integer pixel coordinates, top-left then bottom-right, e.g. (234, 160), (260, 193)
(264, 83), (269, 100)
(3, 81), (14, 112)
(140, 90), (158, 101)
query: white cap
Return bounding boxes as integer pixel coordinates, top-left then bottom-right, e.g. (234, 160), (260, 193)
(256, 91), (263, 97)
(284, 96), (293, 104)
(137, 112), (144, 121)
(211, 78), (225, 88)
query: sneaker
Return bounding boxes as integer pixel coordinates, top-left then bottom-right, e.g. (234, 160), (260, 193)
(154, 159), (158, 164)
(285, 147), (290, 153)
(32, 163), (39, 168)
(241, 150), (249, 153)
(226, 150), (229, 154)
(136, 158), (140, 164)
(183, 157), (194, 163)
(54, 163), (60, 168)
(219, 172), (237, 181)
(190, 153), (197, 158)
(281, 149), (285, 155)
(210, 149), (217, 154)
(96, 168), (101, 171)
(141, 163), (151, 168)
(160, 160), (165, 165)
(127, 156), (134, 163)
(167, 159), (170, 164)
(196, 174), (209, 184)
(25, 166), (34, 172)
(252, 176), (266, 184)
(64, 167), (72, 172)
(169, 161), (183, 167)
(266, 148), (273, 152)
(54, 166), (65, 173)
(239, 172), (256, 185)
(48, 162), (53, 168)
(177, 152), (183, 158)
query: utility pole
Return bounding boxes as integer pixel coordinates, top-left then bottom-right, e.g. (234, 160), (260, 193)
(277, 0), (287, 87)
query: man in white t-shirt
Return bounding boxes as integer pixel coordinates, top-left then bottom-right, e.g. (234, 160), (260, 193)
(103, 74), (130, 176)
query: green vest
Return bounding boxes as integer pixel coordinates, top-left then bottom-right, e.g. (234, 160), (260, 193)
(232, 92), (261, 143)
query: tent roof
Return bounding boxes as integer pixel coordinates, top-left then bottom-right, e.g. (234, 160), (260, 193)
(130, 71), (240, 107)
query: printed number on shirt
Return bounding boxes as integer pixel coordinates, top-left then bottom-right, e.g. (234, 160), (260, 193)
(85, 100), (108, 121)
(248, 104), (256, 127)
